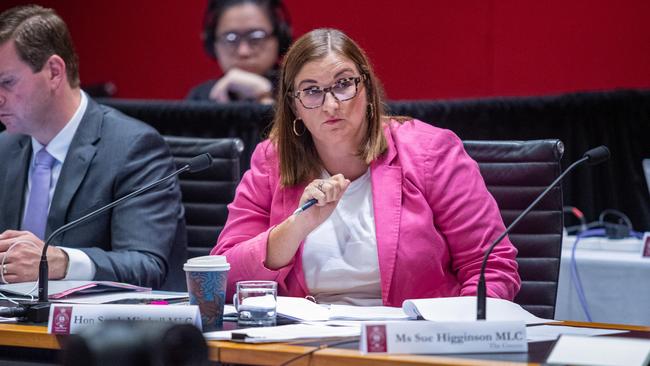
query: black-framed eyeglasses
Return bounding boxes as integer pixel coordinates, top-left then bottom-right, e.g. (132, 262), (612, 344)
(215, 29), (273, 52)
(290, 75), (365, 109)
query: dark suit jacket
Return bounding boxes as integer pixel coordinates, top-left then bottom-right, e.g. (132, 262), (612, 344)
(0, 98), (187, 290)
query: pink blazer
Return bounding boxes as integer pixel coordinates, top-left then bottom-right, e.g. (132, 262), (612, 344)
(212, 120), (521, 306)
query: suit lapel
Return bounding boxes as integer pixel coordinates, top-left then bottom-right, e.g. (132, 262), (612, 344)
(1, 137), (31, 230)
(371, 126), (402, 304)
(47, 99), (102, 240)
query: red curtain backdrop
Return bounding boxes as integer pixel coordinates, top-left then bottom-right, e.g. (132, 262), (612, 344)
(2, 0), (649, 100)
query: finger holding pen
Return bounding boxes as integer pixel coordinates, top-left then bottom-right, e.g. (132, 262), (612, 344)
(266, 174), (350, 270)
(296, 174), (350, 218)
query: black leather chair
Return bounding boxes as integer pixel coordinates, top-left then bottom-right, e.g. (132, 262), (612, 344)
(164, 136), (244, 259)
(464, 139), (564, 319)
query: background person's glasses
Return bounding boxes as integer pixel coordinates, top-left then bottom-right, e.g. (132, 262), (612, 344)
(291, 76), (364, 109)
(215, 29), (272, 52)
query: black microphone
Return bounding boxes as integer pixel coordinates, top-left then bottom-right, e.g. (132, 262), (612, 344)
(583, 145), (610, 166)
(2, 153), (213, 323)
(476, 145), (610, 320)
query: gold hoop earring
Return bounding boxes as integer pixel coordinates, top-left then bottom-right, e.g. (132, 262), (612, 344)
(292, 118), (305, 136)
(367, 103), (374, 119)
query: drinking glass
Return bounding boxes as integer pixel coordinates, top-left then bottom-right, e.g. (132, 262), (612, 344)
(233, 280), (277, 326)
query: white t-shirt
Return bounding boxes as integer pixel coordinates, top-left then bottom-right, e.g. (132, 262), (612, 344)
(301, 169), (382, 305)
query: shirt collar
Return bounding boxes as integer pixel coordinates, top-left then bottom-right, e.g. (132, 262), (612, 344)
(30, 91), (88, 163)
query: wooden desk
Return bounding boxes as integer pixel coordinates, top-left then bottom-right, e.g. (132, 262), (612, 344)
(1, 321), (648, 365)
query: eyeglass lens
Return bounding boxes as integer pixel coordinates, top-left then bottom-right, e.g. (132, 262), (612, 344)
(217, 29), (270, 50)
(298, 78), (360, 109)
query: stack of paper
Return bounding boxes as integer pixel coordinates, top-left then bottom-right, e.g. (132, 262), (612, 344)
(402, 296), (554, 325)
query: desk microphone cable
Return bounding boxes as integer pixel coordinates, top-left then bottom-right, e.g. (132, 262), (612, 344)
(278, 338), (358, 366)
(0, 306), (32, 318)
(569, 225), (644, 322)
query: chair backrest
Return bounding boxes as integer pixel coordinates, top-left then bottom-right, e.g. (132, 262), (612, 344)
(464, 139), (564, 319)
(164, 136), (244, 259)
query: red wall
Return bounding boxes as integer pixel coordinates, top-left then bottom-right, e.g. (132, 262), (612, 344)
(2, 0), (649, 100)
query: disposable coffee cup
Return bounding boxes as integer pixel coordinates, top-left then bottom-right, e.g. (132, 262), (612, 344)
(184, 255), (230, 331)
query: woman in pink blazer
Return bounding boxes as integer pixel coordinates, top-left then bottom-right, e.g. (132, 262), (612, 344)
(212, 28), (521, 306)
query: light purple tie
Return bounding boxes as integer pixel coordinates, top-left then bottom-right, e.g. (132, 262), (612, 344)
(22, 148), (56, 240)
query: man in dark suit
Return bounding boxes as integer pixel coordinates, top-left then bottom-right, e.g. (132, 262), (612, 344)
(0, 5), (186, 290)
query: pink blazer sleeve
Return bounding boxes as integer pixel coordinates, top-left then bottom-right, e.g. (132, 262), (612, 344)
(211, 142), (296, 298)
(424, 129), (521, 300)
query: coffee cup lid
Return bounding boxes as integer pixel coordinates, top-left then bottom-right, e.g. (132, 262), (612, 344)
(183, 255), (230, 271)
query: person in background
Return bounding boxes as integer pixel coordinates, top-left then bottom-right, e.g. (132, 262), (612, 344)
(212, 28), (521, 306)
(186, 0), (292, 104)
(0, 5), (186, 290)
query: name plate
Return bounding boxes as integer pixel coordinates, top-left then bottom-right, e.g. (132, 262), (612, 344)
(48, 303), (201, 334)
(361, 320), (527, 354)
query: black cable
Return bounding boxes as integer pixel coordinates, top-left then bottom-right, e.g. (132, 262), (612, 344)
(0, 306), (28, 318)
(598, 209), (633, 229)
(277, 338), (358, 366)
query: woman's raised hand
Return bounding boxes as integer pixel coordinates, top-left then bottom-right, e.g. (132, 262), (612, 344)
(296, 174), (351, 230)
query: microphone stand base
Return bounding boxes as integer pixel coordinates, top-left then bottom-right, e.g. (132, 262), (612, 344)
(16, 302), (51, 323)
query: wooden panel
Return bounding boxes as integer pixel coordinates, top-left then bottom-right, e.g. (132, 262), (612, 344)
(0, 324), (61, 350)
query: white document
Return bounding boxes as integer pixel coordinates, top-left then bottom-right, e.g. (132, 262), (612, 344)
(526, 325), (627, 343)
(275, 297), (330, 321)
(547, 334), (650, 366)
(329, 304), (410, 321)
(247, 296), (539, 324)
(203, 323), (360, 343)
(267, 297), (410, 322)
(402, 296), (554, 325)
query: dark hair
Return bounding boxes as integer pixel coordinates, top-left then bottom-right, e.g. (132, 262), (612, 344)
(202, 0), (292, 60)
(0, 5), (80, 88)
(269, 28), (388, 187)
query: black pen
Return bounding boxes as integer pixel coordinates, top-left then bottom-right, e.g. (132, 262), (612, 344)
(292, 198), (317, 215)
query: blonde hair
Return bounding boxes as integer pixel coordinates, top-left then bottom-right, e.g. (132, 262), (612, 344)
(269, 28), (388, 186)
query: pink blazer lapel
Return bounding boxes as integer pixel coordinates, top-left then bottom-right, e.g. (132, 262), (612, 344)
(370, 127), (402, 305)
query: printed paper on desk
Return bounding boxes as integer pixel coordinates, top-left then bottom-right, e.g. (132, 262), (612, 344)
(47, 304), (200, 334)
(402, 296), (553, 325)
(329, 304), (411, 321)
(204, 323), (360, 343)
(274, 297), (410, 322)
(275, 297), (330, 321)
